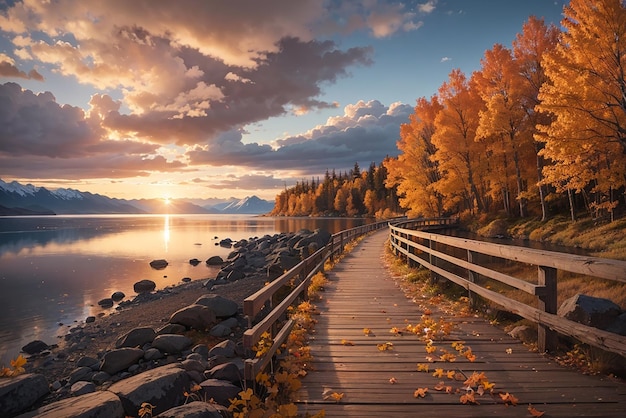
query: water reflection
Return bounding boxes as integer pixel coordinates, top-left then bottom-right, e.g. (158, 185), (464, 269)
(163, 215), (170, 253)
(0, 214), (368, 362)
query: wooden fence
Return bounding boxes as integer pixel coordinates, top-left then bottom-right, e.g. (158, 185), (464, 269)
(241, 220), (392, 381)
(389, 219), (626, 357)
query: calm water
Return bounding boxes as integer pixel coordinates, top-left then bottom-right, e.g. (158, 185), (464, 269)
(0, 214), (368, 362)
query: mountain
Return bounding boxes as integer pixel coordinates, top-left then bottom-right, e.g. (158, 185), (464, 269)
(0, 179), (274, 215)
(216, 196), (274, 214)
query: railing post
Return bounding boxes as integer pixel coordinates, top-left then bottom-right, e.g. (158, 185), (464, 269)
(467, 249), (477, 309)
(537, 265), (558, 352)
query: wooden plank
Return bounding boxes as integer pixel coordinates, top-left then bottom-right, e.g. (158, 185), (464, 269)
(295, 230), (626, 418)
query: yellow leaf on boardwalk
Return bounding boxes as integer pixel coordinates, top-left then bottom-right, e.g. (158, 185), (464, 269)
(414, 387), (428, 398)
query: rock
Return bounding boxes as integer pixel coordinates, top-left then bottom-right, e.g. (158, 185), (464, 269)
(169, 304), (216, 330)
(189, 258), (201, 266)
(157, 323), (186, 335)
(192, 344), (210, 359)
(16, 390), (125, 418)
(77, 356), (100, 370)
(71, 381), (96, 396)
(181, 359), (206, 374)
(226, 269), (245, 282)
(219, 238), (232, 248)
(194, 295), (238, 318)
(154, 400), (228, 418)
(558, 293), (622, 329)
(209, 340), (237, 358)
(111, 291), (126, 302)
(85, 316), (96, 323)
(205, 362), (242, 384)
(144, 348), (164, 361)
(209, 324), (231, 337)
(198, 379), (241, 407)
(151, 334), (193, 354)
(108, 363), (190, 417)
(206, 255), (224, 265)
(21, 340), (48, 355)
(150, 259), (168, 269)
(0, 373), (49, 416)
(133, 279), (156, 294)
(100, 348), (145, 375)
(92, 371), (111, 386)
(182, 277), (192, 283)
(98, 298), (114, 308)
(607, 312), (626, 336)
(69, 366), (95, 385)
(115, 327), (156, 348)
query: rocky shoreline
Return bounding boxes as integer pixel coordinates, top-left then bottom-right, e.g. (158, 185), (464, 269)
(0, 228), (332, 417)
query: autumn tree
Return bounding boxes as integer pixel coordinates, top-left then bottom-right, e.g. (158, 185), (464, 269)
(432, 69), (489, 215)
(537, 0), (626, 221)
(512, 16), (560, 221)
(474, 43), (536, 217)
(385, 95), (445, 217)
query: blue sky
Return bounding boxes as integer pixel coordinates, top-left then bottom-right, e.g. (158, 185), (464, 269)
(0, 0), (567, 200)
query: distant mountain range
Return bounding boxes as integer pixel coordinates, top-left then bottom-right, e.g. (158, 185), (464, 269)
(0, 179), (274, 215)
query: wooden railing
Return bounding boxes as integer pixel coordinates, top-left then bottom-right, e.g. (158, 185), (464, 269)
(389, 220), (626, 357)
(242, 220), (392, 381)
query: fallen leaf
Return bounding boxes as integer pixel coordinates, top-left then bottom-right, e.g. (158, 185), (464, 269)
(432, 368), (445, 378)
(506, 348), (513, 354)
(528, 405), (545, 417)
(329, 392), (344, 403)
(363, 328), (372, 336)
(389, 377), (398, 384)
(416, 363), (430, 372)
(460, 392), (479, 405)
(340, 339), (355, 346)
(377, 342), (394, 351)
(499, 392), (518, 405)
(434, 381), (446, 391)
(414, 387), (428, 398)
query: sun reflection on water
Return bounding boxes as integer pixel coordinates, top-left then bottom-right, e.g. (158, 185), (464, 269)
(163, 214), (170, 252)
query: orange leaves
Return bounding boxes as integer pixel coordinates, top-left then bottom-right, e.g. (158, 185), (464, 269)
(528, 405), (546, 417)
(0, 354), (26, 378)
(460, 391), (480, 405)
(413, 387), (428, 398)
(416, 363), (430, 372)
(377, 342), (394, 351)
(363, 328), (373, 336)
(499, 392), (518, 406)
(432, 368), (445, 378)
(389, 326), (402, 335)
(389, 377), (398, 384)
(340, 339), (354, 346)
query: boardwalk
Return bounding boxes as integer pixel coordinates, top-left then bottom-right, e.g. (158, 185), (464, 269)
(295, 230), (626, 417)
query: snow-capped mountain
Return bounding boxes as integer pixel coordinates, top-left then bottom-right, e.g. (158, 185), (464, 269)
(217, 196), (275, 214)
(0, 179), (274, 215)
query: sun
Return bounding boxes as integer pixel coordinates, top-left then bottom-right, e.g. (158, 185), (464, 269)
(164, 197), (171, 205)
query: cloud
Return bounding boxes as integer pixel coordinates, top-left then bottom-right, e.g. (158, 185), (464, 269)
(418, 0), (438, 14)
(440, 56), (452, 62)
(207, 174), (286, 191)
(187, 100), (412, 173)
(0, 53), (43, 80)
(0, 82), (185, 179)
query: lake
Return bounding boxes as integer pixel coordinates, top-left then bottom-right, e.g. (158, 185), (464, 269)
(0, 214), (369, 363)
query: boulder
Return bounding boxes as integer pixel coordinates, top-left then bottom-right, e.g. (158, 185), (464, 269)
(108, 363), (190, 417)
(92, 371), (111, 386)
(206, 256), (224, 265)
(208, 340), (237, 358)
(115, 327), (156, 349)
(226, 269), (245, 282)
(157, 323), (186, 335)
(154, 400), (228, 418)
(16, 390), (124, 418)
(21, 340), (48, 355)
(149, 259), (168, 269)
(209, 324), (231, 337)
(151, 334), (192, 354)
(169, 304), (216, 330)
(133, 279), (156, 294)
(69, 366), (94, 385)
(85, 316), (96, 323)
(189, 258), (201, 266)
(194, 295), (238, 318)
(198, 379), (241, 407)
(0, 373), (49, 416)
(558, 293), (622, 329)
(144, 348), (164, 361)
(100, 348), (145, 375)
(607, 312), (626, 336)
(111, 291), (125, 302)
(98, 298), (114, 308)
(70, 381), (96, 396)
(205, 362), (242, 384)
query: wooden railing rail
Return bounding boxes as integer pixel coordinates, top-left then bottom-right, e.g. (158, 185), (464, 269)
(389, 220), (626, 357)
(242, 220), (392, 381)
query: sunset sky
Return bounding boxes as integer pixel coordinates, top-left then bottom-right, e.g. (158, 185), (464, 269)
(0, 0), (566, 201)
